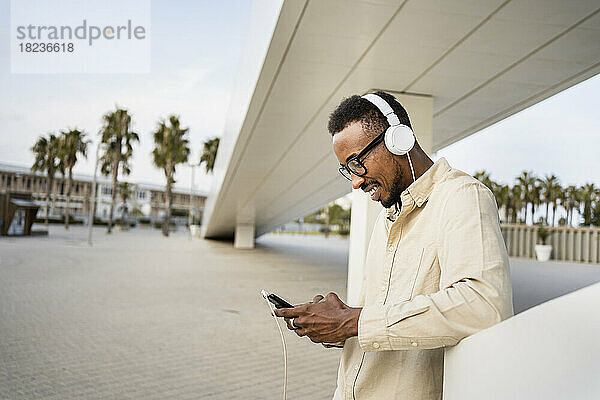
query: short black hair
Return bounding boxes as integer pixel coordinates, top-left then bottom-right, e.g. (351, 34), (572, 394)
(327, 91), (412, 137)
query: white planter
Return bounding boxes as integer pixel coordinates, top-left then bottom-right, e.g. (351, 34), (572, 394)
(535, 244), (553, 262)
(190, 224), (201, 238)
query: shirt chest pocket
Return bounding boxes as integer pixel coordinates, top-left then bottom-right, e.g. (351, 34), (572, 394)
(385, 244), (439, 304)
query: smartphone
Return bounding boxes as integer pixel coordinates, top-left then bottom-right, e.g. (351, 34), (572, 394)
(266, 293), (293, 309)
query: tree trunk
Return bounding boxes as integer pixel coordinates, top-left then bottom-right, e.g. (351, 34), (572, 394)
(92, 183), (98, 224)
(107, 140), (121, 234)
(50, 179), (56, 217)
(551, 202), (557, 226)
(121, 201), (128, 228)
(65, 166), (73, 230)
(569, 207), (574, 226)
(324, 206), (330, 238)
(163, 170), (172, 237)
(45, 173), (51, 225)
(545, 202), (549, 225)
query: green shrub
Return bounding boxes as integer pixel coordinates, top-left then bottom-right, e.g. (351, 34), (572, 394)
(536, 223), (550, 245)
(152, 220), (176, 229)
(338, 228), (350, 236)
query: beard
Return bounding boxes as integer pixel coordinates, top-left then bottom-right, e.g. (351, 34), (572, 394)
(380, 166), (405, 209)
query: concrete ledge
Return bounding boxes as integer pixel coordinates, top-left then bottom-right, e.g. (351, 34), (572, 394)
(443, 282), (600, 399)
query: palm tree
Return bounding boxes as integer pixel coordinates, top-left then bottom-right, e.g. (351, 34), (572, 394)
(550, 185), (564, 227)
(506, 185), (523, 224)
(152, 115), (191, 236)
(31, 134), (63, 225)
(579, 183), (598, 226)
(58, 129), (89, 229)
(99, 108), (139, 234)
(516, 171), (537, 225)
(531, 181), (542, 224)
(118, 181), (132, 229)
(200, 137), (220, 174)
(494, 184), (511, 223)
(510, 185), (527, 223)
(538, 174), (560, 226)
(591, 197), (600, 227)
(563, 185), (581, 227)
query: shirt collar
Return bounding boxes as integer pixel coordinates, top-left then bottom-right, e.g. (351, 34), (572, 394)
(386, 157), (452, 220)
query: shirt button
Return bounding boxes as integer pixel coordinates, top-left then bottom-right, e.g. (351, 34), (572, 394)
(411, 341), (418, 347)
(372, 342), (380, 349)
(354, 365), (359, 371)
(388, 245), (394, 252)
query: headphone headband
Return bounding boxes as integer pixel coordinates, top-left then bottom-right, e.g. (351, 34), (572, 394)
(362, 93), (400, 126)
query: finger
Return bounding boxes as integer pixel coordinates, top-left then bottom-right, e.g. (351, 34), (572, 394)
(284, 318), (297, 331)
(295, 328), (308, 337)
(309, 335), (322, 344)
(274, 304), (307, 318)
(312, 294), (324, 303)
(326, 292), (339, 301)
(274, 308), (296, 318)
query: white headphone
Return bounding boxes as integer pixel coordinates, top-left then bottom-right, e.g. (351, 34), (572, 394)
(361, 93), (416, 182)
(361, 93), (415, 156)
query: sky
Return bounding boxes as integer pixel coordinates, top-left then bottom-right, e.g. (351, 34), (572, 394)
(435, 74), (600, 189)
(0, 0), (255, 192)
(1, 0), (598, 195)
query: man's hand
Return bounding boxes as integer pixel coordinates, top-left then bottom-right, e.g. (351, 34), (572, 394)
(274, 293), (362, 344)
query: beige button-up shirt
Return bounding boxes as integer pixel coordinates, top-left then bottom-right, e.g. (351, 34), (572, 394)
(332, 157), (514, 400)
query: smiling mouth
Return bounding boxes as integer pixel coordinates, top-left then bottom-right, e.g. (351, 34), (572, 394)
(363, 182), (380, 201)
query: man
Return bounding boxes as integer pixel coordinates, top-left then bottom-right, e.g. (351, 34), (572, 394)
(275, 91), (514, 399)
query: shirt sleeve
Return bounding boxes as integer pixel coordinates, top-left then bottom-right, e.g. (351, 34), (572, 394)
(358, 182), (514, 351)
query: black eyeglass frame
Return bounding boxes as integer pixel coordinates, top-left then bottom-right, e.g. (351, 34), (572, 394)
(338, 131), (385, 181)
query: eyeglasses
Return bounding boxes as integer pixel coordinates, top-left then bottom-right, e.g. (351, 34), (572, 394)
(338, 131), (385, 181)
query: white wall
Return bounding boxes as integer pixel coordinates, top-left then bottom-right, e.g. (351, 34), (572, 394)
(443, 282), (600, 400)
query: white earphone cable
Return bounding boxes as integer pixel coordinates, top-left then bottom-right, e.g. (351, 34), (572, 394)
(261, 291), (287, 400)
(406, 151), (416, 183)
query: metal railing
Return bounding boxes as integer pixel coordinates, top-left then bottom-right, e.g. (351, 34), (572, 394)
(500, 224), (600, 264)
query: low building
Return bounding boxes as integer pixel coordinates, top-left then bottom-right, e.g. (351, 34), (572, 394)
(0, 162), (206, 224)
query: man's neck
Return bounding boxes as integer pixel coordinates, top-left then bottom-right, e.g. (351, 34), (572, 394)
(409, 149), (434, 181)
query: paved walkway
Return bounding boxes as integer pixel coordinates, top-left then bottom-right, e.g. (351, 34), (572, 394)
(509, 256), (600, 314)
(0, 227), (348, 399)
(2, 226), (599, 399)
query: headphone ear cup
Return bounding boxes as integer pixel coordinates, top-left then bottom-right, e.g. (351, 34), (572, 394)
(384, 125), (415, 156)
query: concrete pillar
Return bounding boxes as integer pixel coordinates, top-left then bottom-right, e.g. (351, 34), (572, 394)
(506, 228), (513, 256)
(568, 229), (574, 261)
(552, 228), (559, 260)
(561, 229), (565, 260)
(347, 190), (381, 306)
(583, 229), (591, 263)
(525, 227), (531, 258)
(575, 230), (582, 261)
(234, 223), (255, 249)
(512, 227), (518, 257)
(591, 231), (599, 264)
(346, 92), (433, 305)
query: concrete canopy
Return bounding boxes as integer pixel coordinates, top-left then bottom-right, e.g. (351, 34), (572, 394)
(202, 0), (600, 240)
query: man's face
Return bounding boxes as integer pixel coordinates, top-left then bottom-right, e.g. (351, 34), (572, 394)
(333, 121), (405, 208)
